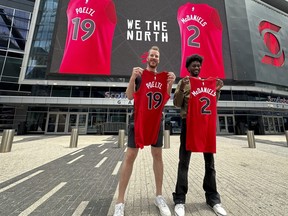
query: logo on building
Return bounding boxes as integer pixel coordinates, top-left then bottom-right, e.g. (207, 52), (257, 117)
(267, 96), (288, 104)
(259, 20), (285, 67)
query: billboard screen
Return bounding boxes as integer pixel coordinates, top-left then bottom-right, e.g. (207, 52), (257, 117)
(44, 0), (232, 81)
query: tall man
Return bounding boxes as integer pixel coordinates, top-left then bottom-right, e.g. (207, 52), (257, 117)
(172, 54), (227, 216)
(113, 46), (176, 216)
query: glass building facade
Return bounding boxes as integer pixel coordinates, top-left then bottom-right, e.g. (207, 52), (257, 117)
(0, 2), (32, 130)
(25, 0), (57, 80)
(0, 5), (30, 82)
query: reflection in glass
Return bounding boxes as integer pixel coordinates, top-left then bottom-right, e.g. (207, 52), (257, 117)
(0, 6), (30, 51)
(87, 113), (107, 134)
(57, 114), (66, 132)
(2, 57), (22, 77)
(47, 114), (56, 132)
(78, 114), (87, 133)
(219, 116), (226, 132)
(71, 86), (90, 97)
(68, 114), (77, 132)
(25, 0), (58, 79)
(279, 118), (284, 132)
(227, 116), (234, 133)
(268, 117), (274, 132)
(26, 112), (47, 132)
(274, 117), (279, 132)
(263, 117), (269, 132)
(51, 86), (71, 97)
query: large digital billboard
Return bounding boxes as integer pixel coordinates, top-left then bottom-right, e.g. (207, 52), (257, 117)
(43, 0), (232, 81)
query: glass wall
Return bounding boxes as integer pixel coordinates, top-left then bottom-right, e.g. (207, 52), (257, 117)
(0, 105), (15, 131)
(30, 85), (127, 98)
(25, 0), (58, 79)
(0, 5), (31, 82)
(0, 5), (31, 131)
(88, 108), (108, 134)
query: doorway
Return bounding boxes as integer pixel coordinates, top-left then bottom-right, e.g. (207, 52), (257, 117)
(263, 116), (284, 134)
(45, 112), (88, 134)
(217, 115), (235, 134)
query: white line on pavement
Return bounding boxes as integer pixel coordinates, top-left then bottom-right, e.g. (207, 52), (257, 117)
(71, 201), (89, 216)
(67, 155), (84, 164)
(100, 149), (108, 154)
(112, 161), (122, 175)
(114, 141), (117, 144)
(70, 149), (83, 155)
(98, 144), (104, 148)
(0, 170), (44, 193)
(124, 147), (127, 152)
(19, 182), (67, 216)
(95, 157), (108, 168)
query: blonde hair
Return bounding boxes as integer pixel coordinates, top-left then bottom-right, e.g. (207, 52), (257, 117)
(149, 46), (160, 53)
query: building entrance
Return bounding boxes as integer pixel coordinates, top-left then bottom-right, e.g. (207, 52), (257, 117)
(217, 115), (235, 134)
(45, 112), (88, 134)
(263, 116), (284, 134)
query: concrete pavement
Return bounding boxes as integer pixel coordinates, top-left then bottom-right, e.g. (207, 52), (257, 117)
(0, 134), (288, 215)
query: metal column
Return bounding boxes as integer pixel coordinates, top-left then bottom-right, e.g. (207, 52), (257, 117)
(118, 129), (125, 148)
(70, 128), (78, 148)
(163, 130), (170, 149)
(247, 130), (256, 148)
(0, 129), (15, 153)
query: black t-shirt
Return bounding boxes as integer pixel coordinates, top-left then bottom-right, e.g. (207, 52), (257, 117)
(129, 77), (141, 121)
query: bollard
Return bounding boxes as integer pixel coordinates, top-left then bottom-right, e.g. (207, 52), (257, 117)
(70, 128), (78, 148)
(0, 129), (15, 153)
(163, 130), (170, 149)
(247, 130), (256, 148)
(118, 129), (125, 148)
(285, 131), (288, 146)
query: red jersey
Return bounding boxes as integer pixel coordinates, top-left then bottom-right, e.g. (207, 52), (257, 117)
(186, 77), (217, 153)
(177, 3), (225, 78)
(59, 0), (117, 75)
(134, 70), (170, 149)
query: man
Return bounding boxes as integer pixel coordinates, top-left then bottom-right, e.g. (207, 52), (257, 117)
(172, 54), (227, 216)
(113, 46), (176, 216)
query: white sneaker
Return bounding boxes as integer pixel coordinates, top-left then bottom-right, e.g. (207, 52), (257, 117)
(154, 195), (171, 216)
(113, 203), (125, 216)
(174, 204), (185, 216)
(211, 203), (227, 216)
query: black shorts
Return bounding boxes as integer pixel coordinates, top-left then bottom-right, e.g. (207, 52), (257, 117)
(127, 121), (163, 148)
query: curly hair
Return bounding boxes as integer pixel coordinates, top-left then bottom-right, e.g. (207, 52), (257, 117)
(185, 54), (203, 68)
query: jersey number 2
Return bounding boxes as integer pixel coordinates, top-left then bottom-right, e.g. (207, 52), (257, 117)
(187, 25), (200, 48)
(200, 97), (211, 114)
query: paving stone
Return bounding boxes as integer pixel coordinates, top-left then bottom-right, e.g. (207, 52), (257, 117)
(0, 134), (288, 215)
